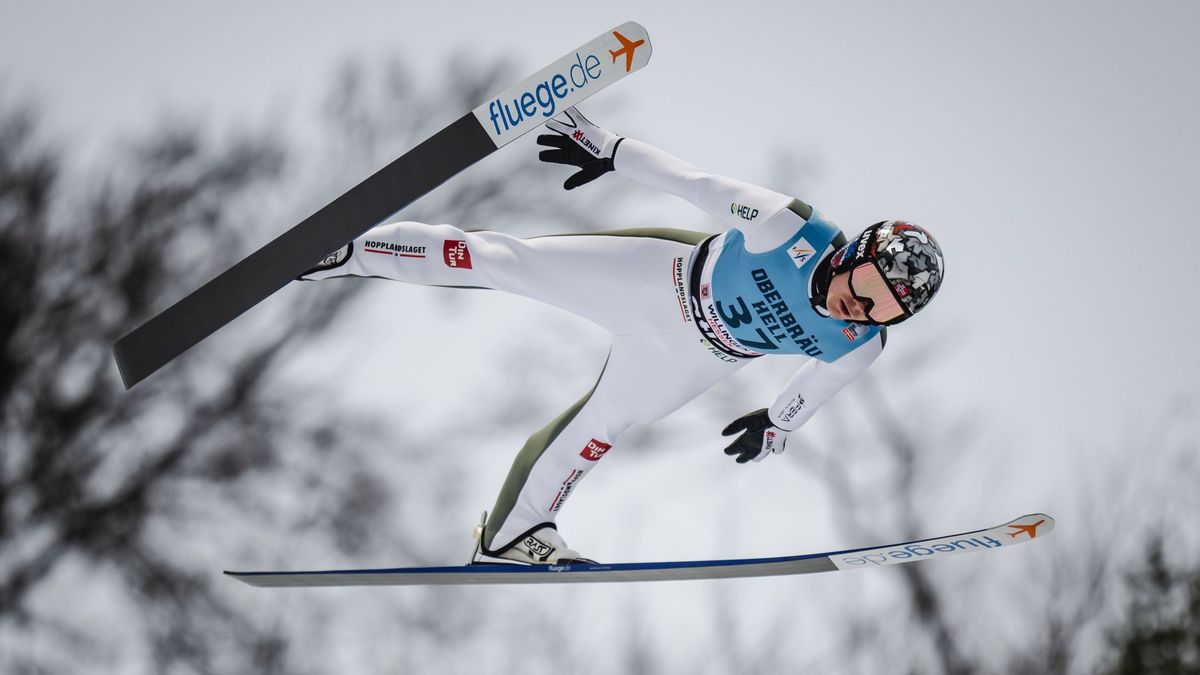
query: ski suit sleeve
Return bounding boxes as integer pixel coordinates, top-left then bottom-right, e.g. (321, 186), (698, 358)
(613, 138), (801, 246)
(767, 331), (886, 431)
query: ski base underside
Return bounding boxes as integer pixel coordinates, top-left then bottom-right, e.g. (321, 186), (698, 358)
(225, 513), (1054, 587)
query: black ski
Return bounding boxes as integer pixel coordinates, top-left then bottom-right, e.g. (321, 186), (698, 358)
(113, 22), (652, 388)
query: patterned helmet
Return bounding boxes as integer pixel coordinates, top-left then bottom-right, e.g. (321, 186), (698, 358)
(829, 220), (945, 322)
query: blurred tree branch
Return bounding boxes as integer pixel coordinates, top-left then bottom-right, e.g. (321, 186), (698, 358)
(0, 50), (623, 674)
(1101, 533), (1200, 674)
(783, 335), (1199, 675)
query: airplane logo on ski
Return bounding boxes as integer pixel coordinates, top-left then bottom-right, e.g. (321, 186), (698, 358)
(1006, 519), (1046, 539)
(609, 31), (645, 72)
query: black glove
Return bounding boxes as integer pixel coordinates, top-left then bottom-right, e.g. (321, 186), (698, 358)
(721, 408), (788, 464)
(537, 107), (624, 190)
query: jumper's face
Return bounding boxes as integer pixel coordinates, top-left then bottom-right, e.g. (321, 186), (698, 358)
(826, 269), (868, 321)
(826, 263), (907, 324)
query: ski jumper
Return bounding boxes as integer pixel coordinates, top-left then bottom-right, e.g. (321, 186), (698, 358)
(301, 138), (885, 553)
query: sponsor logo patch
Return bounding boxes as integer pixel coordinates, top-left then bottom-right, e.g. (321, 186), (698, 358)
(853, 227), (876, 261)
(833, 535), (1003, 569)
(843, 324), (868, 341)
(730, 202), (760, 221)
(700, 338), (739, 364)
(364, 241), (427, 258)
(523, 535), (553, 558)
(1006, 519), (1046, 539)
(763, 429), (781, 454)
(475, 28), (646, 146)
(787, 238), (815, 268)
(777, 395), (806, 424)
(572, 128), (602, 156)
(608, 29), (645, 73)
(671, 257), (691, 323)
(443, 240), (473, 269)
(548, 469), (585, 512)
(580, 439), (612, 461)
(705, 300), (757, 354)
(482, 51), (602, 140)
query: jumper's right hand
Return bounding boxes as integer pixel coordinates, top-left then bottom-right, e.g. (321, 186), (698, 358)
(537, 107), (624, 190)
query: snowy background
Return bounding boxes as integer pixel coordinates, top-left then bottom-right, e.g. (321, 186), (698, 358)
(2, 1), (1198, 673)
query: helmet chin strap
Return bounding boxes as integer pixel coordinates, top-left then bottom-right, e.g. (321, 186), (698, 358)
(808, 263), (833, 315)
(808, 233), (847, 315)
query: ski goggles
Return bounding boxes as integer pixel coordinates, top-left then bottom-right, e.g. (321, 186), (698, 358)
(848, 261), (911, 326)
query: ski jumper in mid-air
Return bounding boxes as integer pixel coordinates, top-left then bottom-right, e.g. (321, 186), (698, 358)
(300, 108), (946, 565)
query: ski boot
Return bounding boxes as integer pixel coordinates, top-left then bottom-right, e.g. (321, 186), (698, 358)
(470, 511), (596, 565)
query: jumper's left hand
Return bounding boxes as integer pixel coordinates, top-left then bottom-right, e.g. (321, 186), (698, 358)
(538, 107), (624, 190)
(721, 409), (788, 464)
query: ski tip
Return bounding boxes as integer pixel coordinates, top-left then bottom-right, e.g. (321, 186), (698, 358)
(111, 341), (137, 390)
(613, 21), (652, 49)
(224, 571), (271, 588)
(608, 22), (652, 69)
(1000, 513), (1055, 540)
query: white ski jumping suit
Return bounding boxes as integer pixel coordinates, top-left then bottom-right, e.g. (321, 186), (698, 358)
(302, 138), (885, 553)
